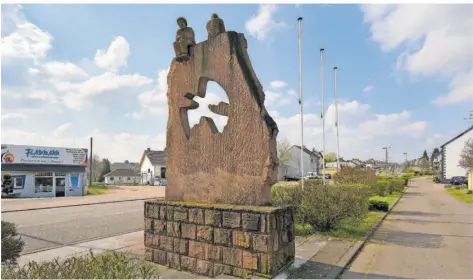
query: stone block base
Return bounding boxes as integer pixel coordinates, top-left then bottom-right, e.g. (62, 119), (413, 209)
(144, 200), (295, 278)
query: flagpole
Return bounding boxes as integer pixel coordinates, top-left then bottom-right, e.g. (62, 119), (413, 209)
(298, 17), (304, 190)
(320, 48), (326, 185)
(334, 66), (341, 172)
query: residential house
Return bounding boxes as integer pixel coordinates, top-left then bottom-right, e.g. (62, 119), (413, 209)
(278, 145), (320, 180)
(440, 125), (473, 183)
(104, 169), (140, 184)
(349, 158), (364, 167)
(139, 148), (166, 184)
(326, 161), (356, 169)
(111, 162), (139, 172)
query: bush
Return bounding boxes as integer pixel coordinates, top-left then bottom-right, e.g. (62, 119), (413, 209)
(374, 180), (389, 196)
(389, 178), (405, 193)
(333, 167), (377, 187)
(1, 251), (159, 279)
(1, 221), (25, 266)
(368, 199), (389, 212)
(271, 184), (304, 223)
(299, 181), (370, 232)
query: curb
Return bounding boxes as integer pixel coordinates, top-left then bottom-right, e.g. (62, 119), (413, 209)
(334, 187), (409, 279)
(2, 197), (163, 213)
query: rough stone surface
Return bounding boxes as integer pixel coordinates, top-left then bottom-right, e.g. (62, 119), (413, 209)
(144, 200), (294, 278)
(165, 30), (279, 206)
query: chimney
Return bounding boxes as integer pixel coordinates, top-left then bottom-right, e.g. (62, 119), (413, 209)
(147, 147), (151, 151)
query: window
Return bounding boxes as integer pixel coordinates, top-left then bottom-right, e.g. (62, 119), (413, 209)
(11, 175), (25, 189)
(34, 172), (53, 193)
(110, 177), (114, 180)
(55, 172), (66, 177)
(127, 177), (131, 180)
(15, 177), (23, 188)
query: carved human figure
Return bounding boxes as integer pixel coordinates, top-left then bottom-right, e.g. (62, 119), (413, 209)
(206, 13), (226, 38)
(173, 17), (196, 62)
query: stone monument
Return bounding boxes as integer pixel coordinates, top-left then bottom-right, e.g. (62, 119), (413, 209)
(144, 15), (295, 278)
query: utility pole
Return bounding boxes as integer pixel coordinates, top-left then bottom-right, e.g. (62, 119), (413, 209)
(87, 137), (93, 196)
(298, 17), (304, 190)
(464, 110), (473, 125)
(383, 146), (391, 175)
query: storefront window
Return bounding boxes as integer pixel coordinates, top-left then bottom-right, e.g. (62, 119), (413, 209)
(34, 172), (53, 193)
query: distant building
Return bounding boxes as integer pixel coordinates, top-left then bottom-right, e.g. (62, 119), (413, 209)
(440, 126), (473, 183)
(111, 162), (139, 172)
(139, 148), (166, 184)
(104, 169), (140, 184)
(278, 145), (320, 180)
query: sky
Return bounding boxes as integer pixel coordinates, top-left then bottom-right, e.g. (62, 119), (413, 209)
(1, 3), (472, 163)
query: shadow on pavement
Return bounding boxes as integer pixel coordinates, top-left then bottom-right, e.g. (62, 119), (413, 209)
(288, 260), (407, 279)
(402, 192), (424, 197)
(390, 210), (440, 217)
(386, 218), (473, 225)
(371, 229), (444, 249)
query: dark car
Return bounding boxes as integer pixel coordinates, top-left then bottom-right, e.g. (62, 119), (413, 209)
(451, 176), (467, 185)
(320, 173), (331, 179)
(283, 175), (300, 181)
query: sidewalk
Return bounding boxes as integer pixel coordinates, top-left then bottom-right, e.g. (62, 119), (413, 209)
(17, 228), (360, 279)
(1, 187), (165, 212)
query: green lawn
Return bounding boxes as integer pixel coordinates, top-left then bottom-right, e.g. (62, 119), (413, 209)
(446, 188), (473, 204)
(295, 190), (404, 240)
(87, 184), (108, 195)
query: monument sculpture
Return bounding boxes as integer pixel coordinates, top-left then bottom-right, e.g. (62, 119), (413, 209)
(206, 13), (226, 38)
(173, 17), (196, 62)
(144, 15), (295, 279)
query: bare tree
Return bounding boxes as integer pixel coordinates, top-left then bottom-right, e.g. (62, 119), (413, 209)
(86, 154), (102, 182)
(277, 139), (292, 166)
(459, 138), (473, 172)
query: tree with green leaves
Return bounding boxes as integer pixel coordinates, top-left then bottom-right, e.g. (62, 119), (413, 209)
(422, 150), (429, 162)
(324, 152), (337, 163)
(431, 147), (441, 173)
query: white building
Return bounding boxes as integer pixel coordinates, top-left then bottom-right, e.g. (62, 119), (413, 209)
(139, 148), (166, 184)
(278, 145), (320, 180)
(325, 161), (356, 169)
(440, 126), (473, 183)
(1, 144), (88, 198)
(104, 169), (140, 184)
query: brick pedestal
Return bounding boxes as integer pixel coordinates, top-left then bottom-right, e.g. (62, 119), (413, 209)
(144, 200), (295, 278)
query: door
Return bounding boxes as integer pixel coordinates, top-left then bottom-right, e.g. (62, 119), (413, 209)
(55, 177), (66, 197)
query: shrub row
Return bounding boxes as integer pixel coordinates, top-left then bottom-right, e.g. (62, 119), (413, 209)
(368, 199), (389, 212)
(272, 180), (370, 232)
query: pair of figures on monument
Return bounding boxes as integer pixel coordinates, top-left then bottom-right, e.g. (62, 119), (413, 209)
(173, 14), (225, 62)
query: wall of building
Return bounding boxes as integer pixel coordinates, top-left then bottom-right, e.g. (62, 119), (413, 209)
(277, 147), (318, 180)
(140, 156), (155, 184)
(1, 171), (85, 198)
(444, 129), (473, 180)
(104, 176), (139, 184)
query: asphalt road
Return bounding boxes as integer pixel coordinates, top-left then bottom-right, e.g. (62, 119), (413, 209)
(342, 178), (473, 279)
(2, 200), (145, 255)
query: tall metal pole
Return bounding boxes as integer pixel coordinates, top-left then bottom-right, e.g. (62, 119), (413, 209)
(298, 17), (304, 190)
(334, 66), (341, 173)
(87, 137), (93, 196)
(320, 48), (326, 184)
(383, 146), (391, 175)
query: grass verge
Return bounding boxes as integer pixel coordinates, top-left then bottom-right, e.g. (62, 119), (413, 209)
(87, 184), (108, 195)
(295, 190), (403, 240)
(1, 251), (160, 279)
(446, 188), (473, 204)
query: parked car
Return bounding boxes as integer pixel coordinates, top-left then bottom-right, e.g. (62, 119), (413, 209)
(304, 172), (318, 180)
(451, 176), (467, 185)
(319, 173), (331, 179)
(283, 175), (300, 181)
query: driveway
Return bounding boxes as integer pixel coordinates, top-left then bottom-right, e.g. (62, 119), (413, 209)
(1, 186), (165, 212)
(342, 178), (473, 279)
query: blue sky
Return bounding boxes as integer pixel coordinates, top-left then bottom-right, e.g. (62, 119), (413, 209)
(2, 4), (472, 162)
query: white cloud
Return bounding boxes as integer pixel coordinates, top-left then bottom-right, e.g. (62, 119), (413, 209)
(361, 4), (473, 105)
(134, 68), (170, 119)
(52, 123), (73, 138)
(1, 113), (26, 121)
(245, 4), (286, 41)
(276, 99), (429, 161)
(43, 61), (88, 80)
(363, 85), (376, 93)
(269, 80), (287, 89)
(1, 5), (52, 62)
(94, 36), (130, 73)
